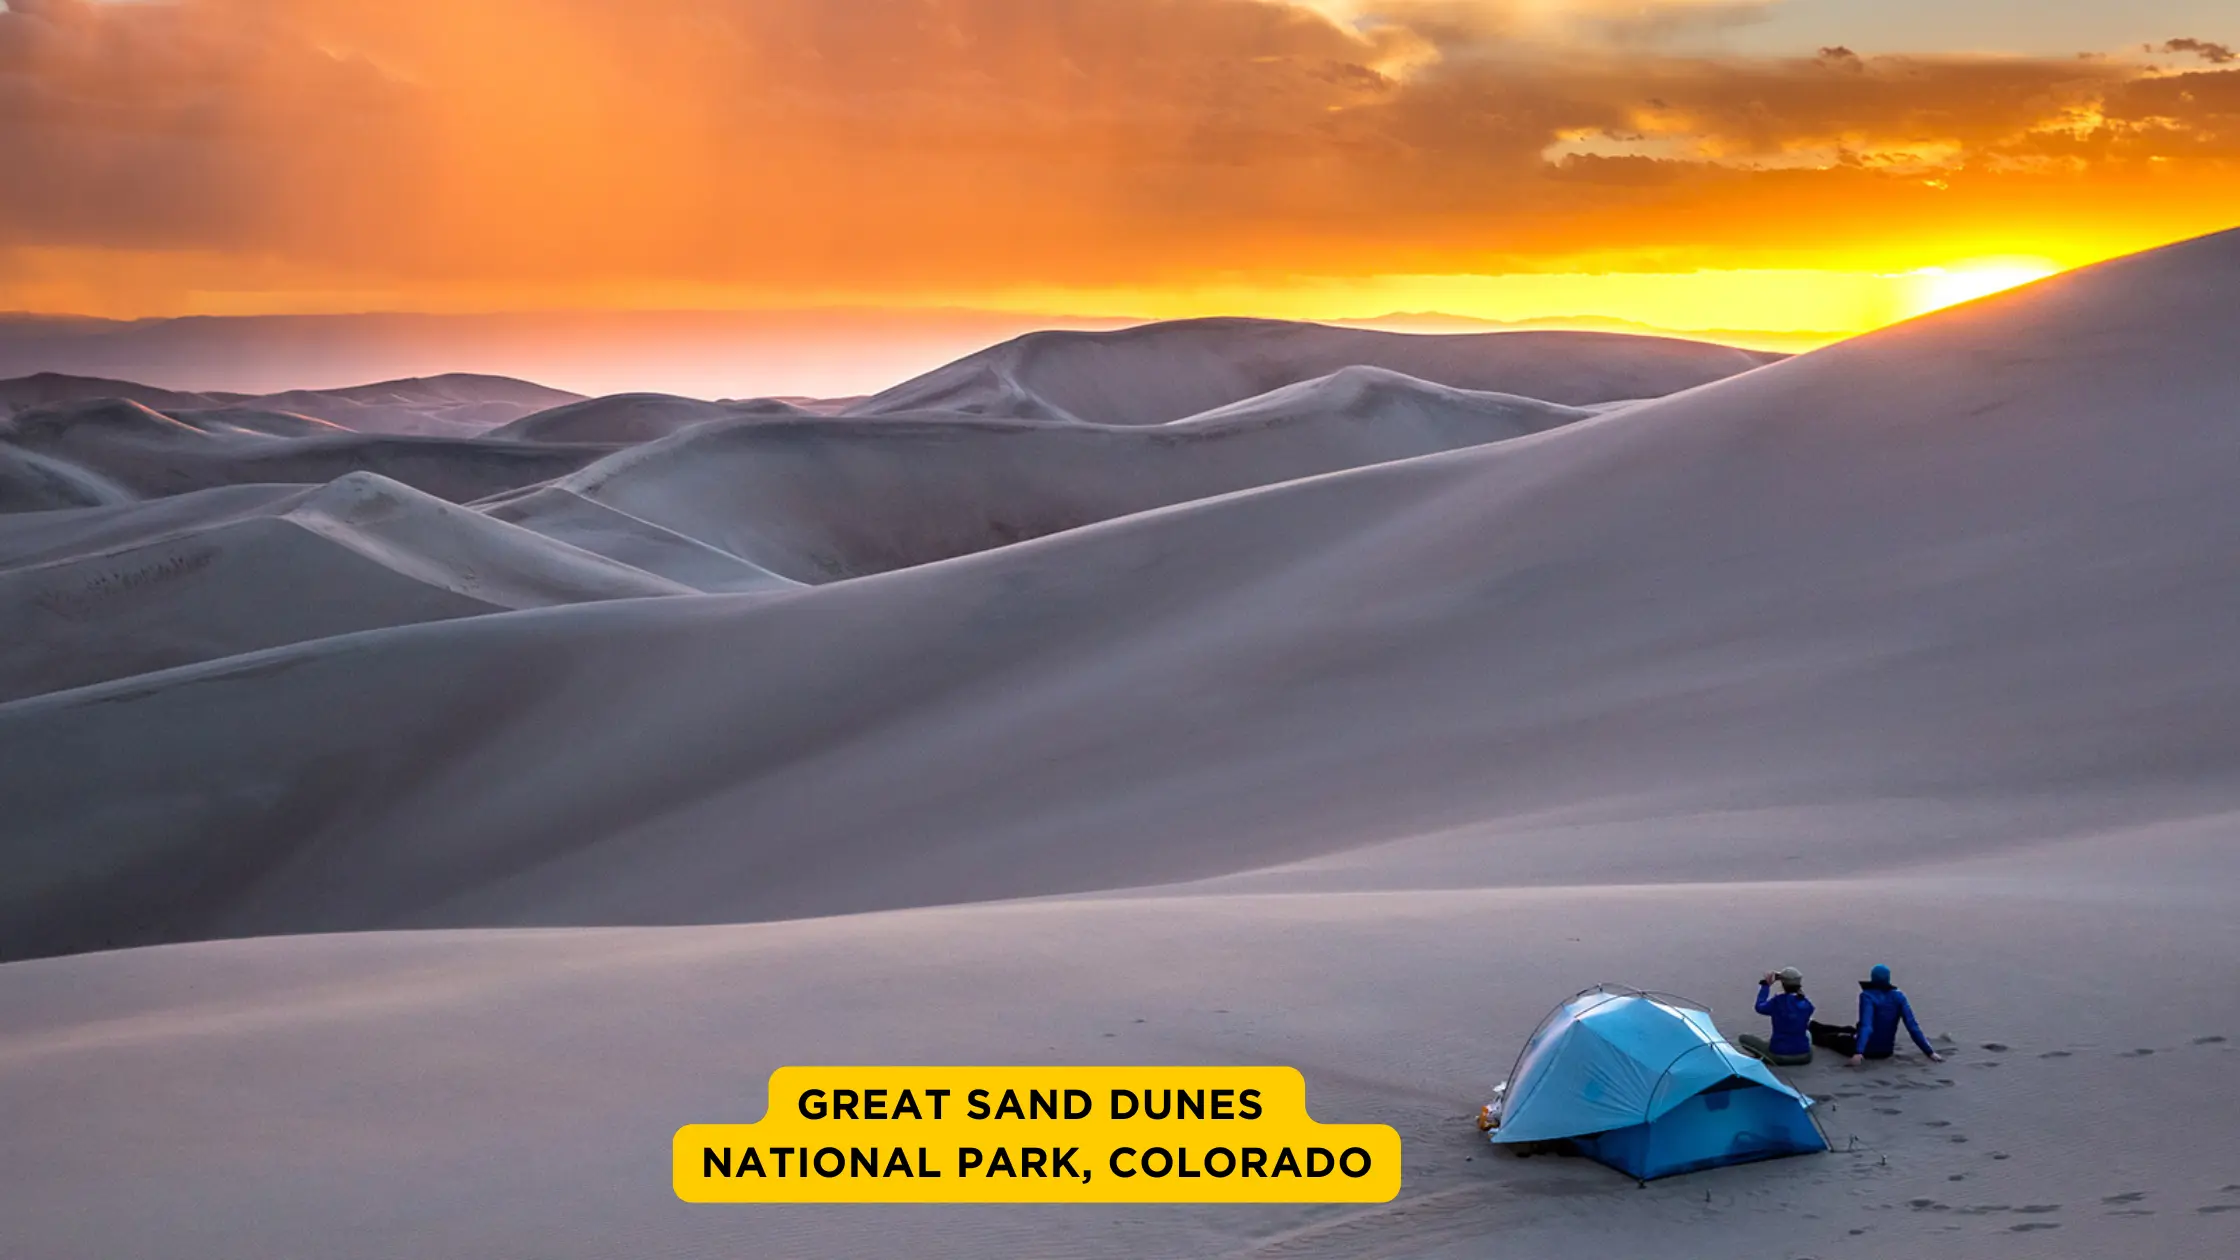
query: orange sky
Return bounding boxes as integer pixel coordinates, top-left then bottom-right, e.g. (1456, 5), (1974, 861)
(1, 0), (2236, 337)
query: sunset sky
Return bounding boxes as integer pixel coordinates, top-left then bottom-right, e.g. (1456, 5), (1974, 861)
(3, 0), (2236, 348)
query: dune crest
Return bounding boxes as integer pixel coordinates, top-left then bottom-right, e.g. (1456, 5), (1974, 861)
(850, 318), (1781, 424)
(484, 393), (812, 444)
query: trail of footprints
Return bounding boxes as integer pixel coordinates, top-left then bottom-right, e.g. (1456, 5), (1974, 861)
(1847, 1032), (2235, 1229)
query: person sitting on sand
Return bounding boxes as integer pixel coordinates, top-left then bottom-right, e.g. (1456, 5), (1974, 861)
(1737, 967), (1814, 1066)
(1809, 964), (1945, 1065)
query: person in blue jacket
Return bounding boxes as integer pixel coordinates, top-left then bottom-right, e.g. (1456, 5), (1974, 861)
(1809, 964), (1945, 1065)
(1738, 967), (1815, 1065)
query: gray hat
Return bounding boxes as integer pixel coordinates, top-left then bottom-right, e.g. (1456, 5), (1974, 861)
(1776, 967), (1804, 987)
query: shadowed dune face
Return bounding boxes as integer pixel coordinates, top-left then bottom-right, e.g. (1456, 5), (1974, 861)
(483, 394), (811, 443)
(0, 399), (620, 504)
(0, 444), (139, 513)
(0, 231), (2235, 959)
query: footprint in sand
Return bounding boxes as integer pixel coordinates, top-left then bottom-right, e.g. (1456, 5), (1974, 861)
(2010, 1222), (2061, 1232)
(2039, 1050), (2073, 1059)
(2014, 1204), (2061, 1215)
(1990, 1152), (2011, 1161)
(1924, 1120), (1953, 1128)
(1980, 1042), (2009, 1052)
(1907, 1198), (1950, 1212)
(2198, 1205), (2240, 1215)
(2108, 1209), (2155, 1218)
(1875, 1107), (1903, 1115)
(2103, 1192), (2147, 1205)
(2193, 1035), (2227, 1045)
(2120, 1048), (2156, 1058)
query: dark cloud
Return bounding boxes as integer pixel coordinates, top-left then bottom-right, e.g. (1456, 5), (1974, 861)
(2162, 38), (2235, 65)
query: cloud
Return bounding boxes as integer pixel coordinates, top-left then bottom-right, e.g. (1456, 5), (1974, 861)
(0, 0), (2234, 314)
(2089, 68), (2240, 160)
(2161, 38), (2235, 65)
(1314, 1), (1783, 48)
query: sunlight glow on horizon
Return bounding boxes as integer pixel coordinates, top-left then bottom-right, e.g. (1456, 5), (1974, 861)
(0, 253), (2089, 361)
(955, 257), (2082, 347)
(1897, 261), (2065, 318)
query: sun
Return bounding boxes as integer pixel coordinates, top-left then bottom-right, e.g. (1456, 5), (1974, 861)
(1900, 259), (2063, 319)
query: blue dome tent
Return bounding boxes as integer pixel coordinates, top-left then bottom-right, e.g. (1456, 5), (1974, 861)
(1487, 985), (1828, 1181)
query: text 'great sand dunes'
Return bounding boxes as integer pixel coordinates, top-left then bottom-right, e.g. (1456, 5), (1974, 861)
(675, 1066), (1401, 1203)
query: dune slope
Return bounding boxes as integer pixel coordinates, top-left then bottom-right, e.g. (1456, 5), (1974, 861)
(0, 473), (691, 704)
(2, 231), (2239, 959)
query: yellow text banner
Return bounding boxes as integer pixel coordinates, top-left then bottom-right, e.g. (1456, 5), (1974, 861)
(674, 1065), (1401, 1203)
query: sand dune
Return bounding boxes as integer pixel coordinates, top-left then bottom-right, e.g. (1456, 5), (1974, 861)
(0, 472), (692, 704)
(0, 398), (617, 506)
(484, 393), (811, 443)
(513, 368), (1593, 581)
(849, 318), (1781, 424)
(2, 230), (2236, 959)
(3, 398), (348, 446)
(246, 373), (586, 436)
(480, 487), (802, 593)
(0, 369), (579, 437)
(0, 370), (233, 416)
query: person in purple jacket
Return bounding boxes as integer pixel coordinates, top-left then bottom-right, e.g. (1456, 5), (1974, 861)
(1809, 964), (1945, 1065)
(1738, 967), (1815, 1065)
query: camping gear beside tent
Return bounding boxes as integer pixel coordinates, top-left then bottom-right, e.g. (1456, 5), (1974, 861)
(1485, 985), (1828, 1182)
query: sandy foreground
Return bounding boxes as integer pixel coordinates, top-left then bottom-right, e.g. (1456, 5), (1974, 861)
(3, 818), (2237, 1259)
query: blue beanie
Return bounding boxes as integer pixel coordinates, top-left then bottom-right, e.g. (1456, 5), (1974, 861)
(1870, 964), (1892, 985)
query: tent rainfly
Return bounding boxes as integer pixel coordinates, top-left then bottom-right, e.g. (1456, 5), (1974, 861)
(1488, 985), (1828, 1181)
